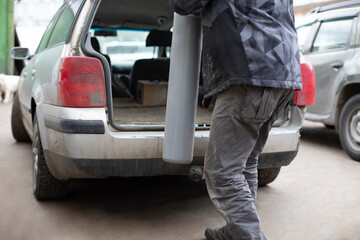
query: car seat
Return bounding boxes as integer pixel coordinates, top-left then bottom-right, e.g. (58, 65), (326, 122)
(129, 30), (173, 96)
(91, 37), (112, 67)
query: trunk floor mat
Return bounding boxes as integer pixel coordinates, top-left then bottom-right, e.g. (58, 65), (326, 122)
(112, 97), (213, 125)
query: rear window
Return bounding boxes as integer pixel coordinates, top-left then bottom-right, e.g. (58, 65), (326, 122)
(47, 1), (82, 47)
(106, 45), (153, 54)
(37, 6), (64, 53)
(90, 29), (157, 64)
(312, 18), (353, 53)
(37, 0), (83, 53)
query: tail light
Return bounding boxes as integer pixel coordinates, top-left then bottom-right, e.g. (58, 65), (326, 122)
(58, 57), (106, 107)
(294, 60), (316, 106)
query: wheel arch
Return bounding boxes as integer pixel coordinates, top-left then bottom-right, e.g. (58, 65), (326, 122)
(31, 98), (50, 153)
(336, 83), (360, 129)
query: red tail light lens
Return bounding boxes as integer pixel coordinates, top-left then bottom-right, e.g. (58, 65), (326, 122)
(58, 57), (106, 107)
(294, 61), (316, 106)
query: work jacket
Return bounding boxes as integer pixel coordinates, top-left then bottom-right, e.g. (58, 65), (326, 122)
(169, 0), (303, 98)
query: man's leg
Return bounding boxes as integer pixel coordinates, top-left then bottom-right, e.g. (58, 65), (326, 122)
(205, 86), (267, 240)
(244, 89), (294, 200)
(204, 86), (293, 240)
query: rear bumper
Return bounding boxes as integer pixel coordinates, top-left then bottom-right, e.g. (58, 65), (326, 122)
(43, 150), (298, 179)
(36, 104), (303, 180)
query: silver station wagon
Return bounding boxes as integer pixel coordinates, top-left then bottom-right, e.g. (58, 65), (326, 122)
(11, 0), (315, 200)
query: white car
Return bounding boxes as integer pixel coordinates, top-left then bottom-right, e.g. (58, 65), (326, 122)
(11, 0), (315, 200)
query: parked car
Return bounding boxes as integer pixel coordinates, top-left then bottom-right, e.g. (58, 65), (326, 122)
(297, 0), (360, 161)
(10, 0), (315, 200)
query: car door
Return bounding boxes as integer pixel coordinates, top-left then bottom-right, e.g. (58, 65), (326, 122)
(305, 17), (356, 116)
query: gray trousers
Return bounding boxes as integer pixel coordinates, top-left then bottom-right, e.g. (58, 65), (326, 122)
(204, 85), (294, 240)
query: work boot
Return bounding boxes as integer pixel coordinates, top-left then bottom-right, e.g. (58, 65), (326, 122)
(205, 225), (233, 240)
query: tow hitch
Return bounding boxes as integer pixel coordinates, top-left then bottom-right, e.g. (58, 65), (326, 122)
(188, 166), (203, 182)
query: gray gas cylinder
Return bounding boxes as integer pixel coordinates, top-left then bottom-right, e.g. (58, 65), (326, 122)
(163, 13), (202, 164)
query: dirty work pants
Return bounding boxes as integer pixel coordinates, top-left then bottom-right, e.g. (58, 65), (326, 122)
(204, 85), (294, 240)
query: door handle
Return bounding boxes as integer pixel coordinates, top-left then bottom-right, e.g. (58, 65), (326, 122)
(31, 69), (36, 79)
(331, 62), (343, 69)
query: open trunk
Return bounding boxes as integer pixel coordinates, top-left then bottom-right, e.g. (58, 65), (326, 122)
(84, 0), (214, 130)
(112, 97), (213, 126)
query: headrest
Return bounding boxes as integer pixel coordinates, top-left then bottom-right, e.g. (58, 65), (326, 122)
(146, 30), (172, 47)
(91, 37), (100, 52)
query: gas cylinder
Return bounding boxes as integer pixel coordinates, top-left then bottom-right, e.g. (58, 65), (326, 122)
(163, 13), (202, 164)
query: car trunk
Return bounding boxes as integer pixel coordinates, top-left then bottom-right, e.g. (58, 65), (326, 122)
(112, 97), (213, 126)
(80, 0), (216, 130)
(84, 0), (214, 130)
(82, 0), (294, 131)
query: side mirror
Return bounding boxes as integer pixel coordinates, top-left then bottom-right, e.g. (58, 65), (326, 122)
(10, 47), (30, 60)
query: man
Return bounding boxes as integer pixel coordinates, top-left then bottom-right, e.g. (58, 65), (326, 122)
(169, 0), (302, 239)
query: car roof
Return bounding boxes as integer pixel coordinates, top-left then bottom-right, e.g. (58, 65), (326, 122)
(93, 0), (174, 30)
(300, 2), (360, 26)
(309, 0), (360, 14)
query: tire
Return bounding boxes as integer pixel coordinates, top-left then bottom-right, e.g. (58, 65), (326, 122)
(339, 94), (360, 161)
(32, 113), (68, 200)
(11, 93), (30, 142)
(258, 167), (281, 186)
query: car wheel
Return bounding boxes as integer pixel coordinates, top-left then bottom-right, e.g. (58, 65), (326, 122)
(339, 94), (360, 161)
(258, 167), (281, 186)
(11, 93), (30, 142)
(32, 112), (68, 200)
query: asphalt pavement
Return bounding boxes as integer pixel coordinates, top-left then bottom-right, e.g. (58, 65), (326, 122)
(0, 102), (359, 240)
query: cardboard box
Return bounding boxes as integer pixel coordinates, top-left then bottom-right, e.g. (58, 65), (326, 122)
(136, 80), (168, 106)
